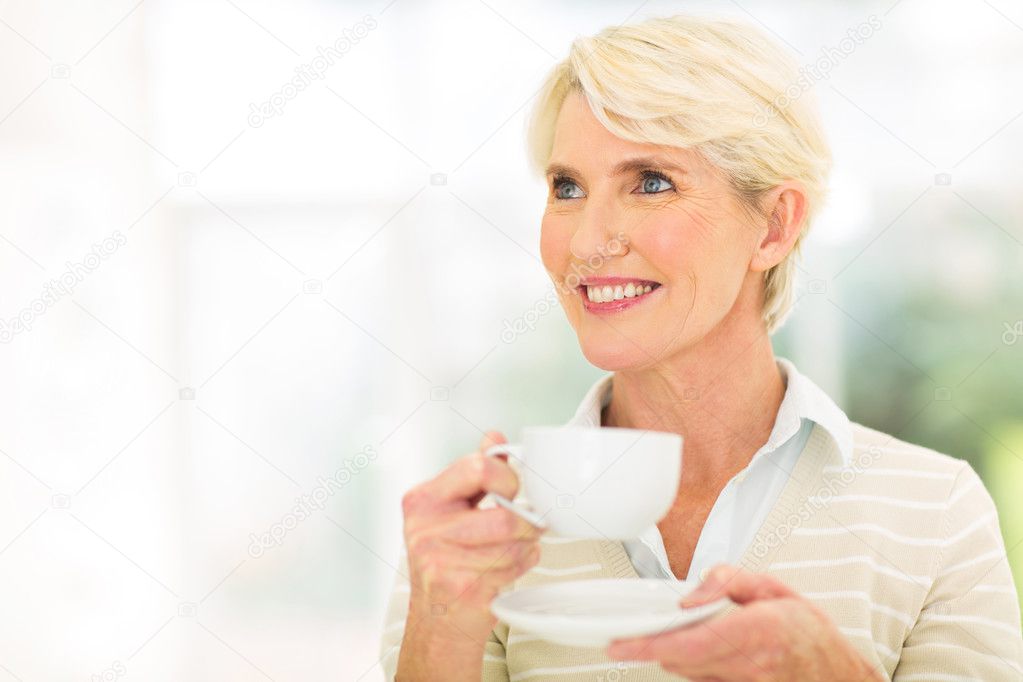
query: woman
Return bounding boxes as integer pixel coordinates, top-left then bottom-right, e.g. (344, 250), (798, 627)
(379, 13), (1023, 681)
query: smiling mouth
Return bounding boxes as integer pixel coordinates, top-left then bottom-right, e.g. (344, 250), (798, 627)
(575, 280), (662, 313)
(582, 281), (660, 303)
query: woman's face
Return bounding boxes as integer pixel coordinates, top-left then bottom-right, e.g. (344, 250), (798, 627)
(540, 91), (770, 371)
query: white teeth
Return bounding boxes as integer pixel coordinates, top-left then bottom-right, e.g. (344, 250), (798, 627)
(585, 282), (656, 303)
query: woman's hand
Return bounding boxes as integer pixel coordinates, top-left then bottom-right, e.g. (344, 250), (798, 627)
(607, 565), (886, 682)
(396, 431), (543, 681)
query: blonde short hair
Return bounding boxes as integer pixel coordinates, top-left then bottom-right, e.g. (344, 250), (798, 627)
(526, 13), (832, 334)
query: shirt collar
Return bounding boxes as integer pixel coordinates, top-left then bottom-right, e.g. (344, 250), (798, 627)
(565, 356), (853, 466)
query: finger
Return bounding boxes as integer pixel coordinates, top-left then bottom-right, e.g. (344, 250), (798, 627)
(438, 507), (542, 546)
(444, 546), (542, 604)
(467, 431), (510, 506)
(668, 607), (792, 681)
(479, 430), (507, 453)
(608, 625), (722, 669)
(680, 564), (795, 607)
(452, 539), (539, 573)
(448, 544), (542, 601)
(427, 451), (520, 503)
(607, 618), (739, 670)
(679, 564), (735, 607)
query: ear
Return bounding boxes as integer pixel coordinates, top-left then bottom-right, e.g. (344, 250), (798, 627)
(749, 182), (807, 273)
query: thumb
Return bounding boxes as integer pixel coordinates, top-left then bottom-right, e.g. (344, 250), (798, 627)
(680, 564), (794, 608)
(479, 430), (507, 454)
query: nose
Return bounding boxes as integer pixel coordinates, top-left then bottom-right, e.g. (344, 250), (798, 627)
(569, 194), (627, 262)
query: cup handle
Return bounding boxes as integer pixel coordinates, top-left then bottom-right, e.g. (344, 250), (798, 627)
(482, 443), (548, 530)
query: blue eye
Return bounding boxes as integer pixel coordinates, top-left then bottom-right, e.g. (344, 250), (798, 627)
(550, 170), (674, 200)
(639, 172), (674, 194)
(552, 177), (584, 200)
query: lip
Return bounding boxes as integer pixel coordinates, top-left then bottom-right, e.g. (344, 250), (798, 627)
(579, 276), (660, 287)
(577, 281), (662, 315)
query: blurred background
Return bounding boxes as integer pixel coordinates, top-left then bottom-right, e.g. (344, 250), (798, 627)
(0, 0), (1021, 679)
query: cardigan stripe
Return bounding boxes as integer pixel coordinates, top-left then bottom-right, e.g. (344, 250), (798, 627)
(378, 420), (1023, 681)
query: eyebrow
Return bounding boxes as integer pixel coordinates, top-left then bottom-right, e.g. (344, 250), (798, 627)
(545, 155), (686, 179)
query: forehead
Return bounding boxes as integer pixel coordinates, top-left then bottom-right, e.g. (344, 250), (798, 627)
(549, 91), (696, 174)
(552, 91), (652, 155)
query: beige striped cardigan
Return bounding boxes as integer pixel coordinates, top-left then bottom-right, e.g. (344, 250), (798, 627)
(380, 411), (1023, 680)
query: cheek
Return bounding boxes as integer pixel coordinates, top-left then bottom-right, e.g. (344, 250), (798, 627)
(643, 220), (688, 271)
(539, 213), (571, 270)
(642, 213), (748, 310)
(638, 211), (715, 286)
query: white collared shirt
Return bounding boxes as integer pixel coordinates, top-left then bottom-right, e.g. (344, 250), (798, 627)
(565, 356), (854, 582)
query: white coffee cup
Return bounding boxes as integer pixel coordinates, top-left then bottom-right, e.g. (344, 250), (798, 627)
(483, 426), (682, 539)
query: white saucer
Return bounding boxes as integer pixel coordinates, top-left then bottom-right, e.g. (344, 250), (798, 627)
(491, 578), (731, 648)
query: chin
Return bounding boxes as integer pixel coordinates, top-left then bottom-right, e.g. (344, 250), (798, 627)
(575, 324), (666, 371)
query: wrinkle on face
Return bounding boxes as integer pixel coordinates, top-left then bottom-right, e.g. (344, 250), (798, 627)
(540, 91), (769, 370)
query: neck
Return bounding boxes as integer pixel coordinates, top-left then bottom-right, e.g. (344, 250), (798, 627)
(601, 306), (785, 488)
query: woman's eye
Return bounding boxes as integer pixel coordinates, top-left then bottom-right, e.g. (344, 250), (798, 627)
(551, 173), (672, 200)
(639, 172), (674, 194)
(553, 179), (584, 200)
